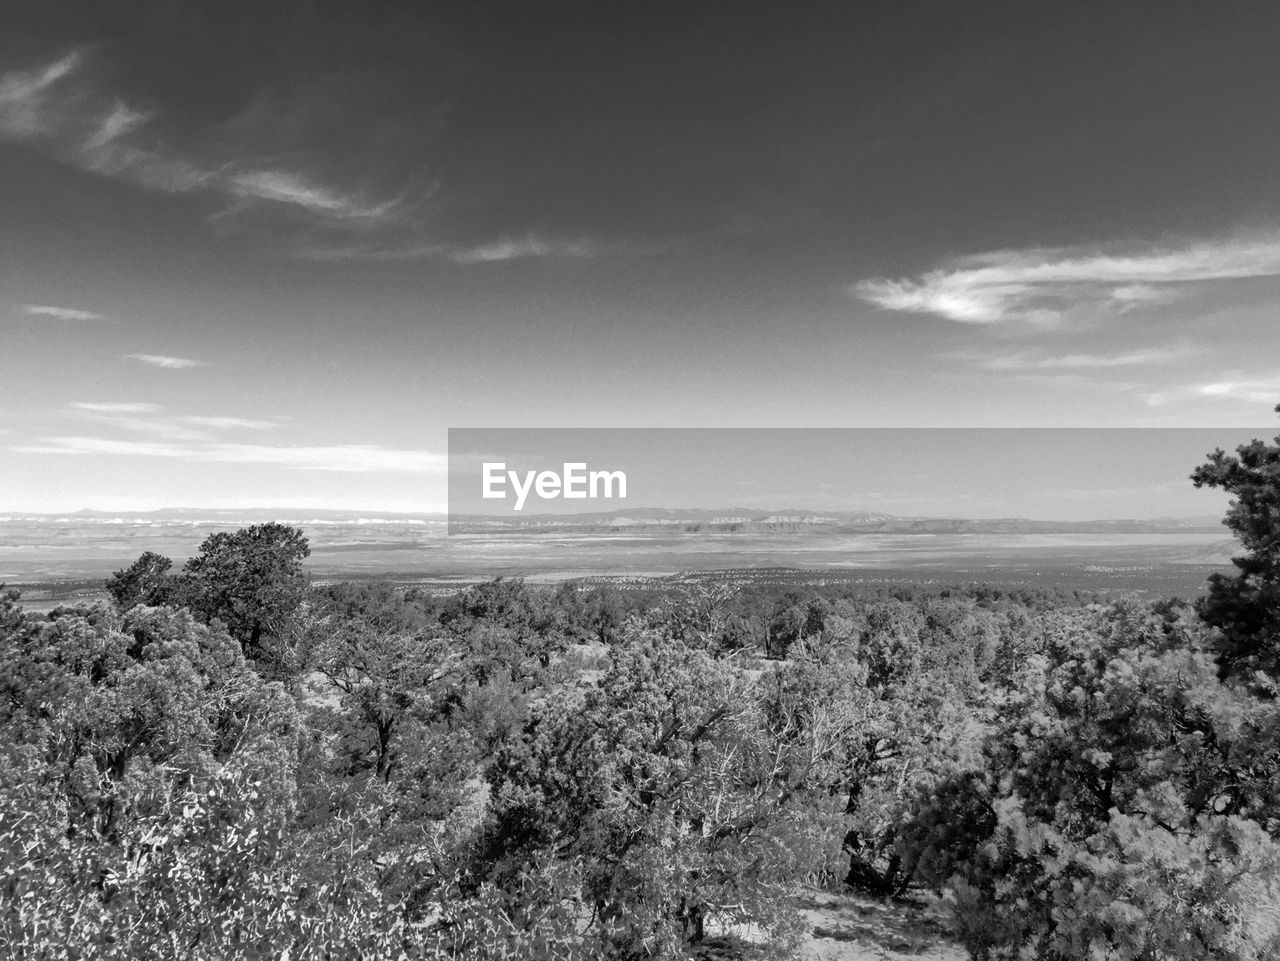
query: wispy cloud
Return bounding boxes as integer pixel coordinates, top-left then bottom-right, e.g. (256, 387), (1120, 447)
(958, 342), (1199, 371)
(182, 416), (279, 431)
(450, 235), (599, 265)
(71, 401), (160, 414)
(1144, 373), (1280, 408)
(12, 436), (446, 473)
(125, 354), (206, 369)
(0, 52), (79, 138)
(0, 52), (409, 234)
(54, 400), (431, 471)
(293, 232), (602, 264)
(227, 170), (402, 221)
(856, 233), (1280, 325)
(0, 52), (602, 264)
(21, 303), (103, 321)
(69, 403), (279, 442)
(69, 402), (207, 441)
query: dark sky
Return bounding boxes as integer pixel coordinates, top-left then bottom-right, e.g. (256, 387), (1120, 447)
(3, 2), (1280, 510)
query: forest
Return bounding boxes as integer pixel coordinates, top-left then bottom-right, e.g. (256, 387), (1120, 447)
(3, 428), (1280, 961)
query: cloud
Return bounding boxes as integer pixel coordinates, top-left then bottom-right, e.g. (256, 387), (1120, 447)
(293, 232), (602, 264)
(962, 342), (1199, 371)
(227, 170), (403, 220)
(182, 416), (279, 430)
(69, 404), (282, 441)
(69, 402), (210, 441)
(84, 101), (150, 150)
(125, 353), (206, 369)
(855, 233), (1280, 325)
(1144, 374), (1280, 408)
(209, 443), (446, 473)
(0, 52), (409, 233)
(21, 303), (103, 321)
(0, 51), (79, 138)
(71, 402), (160, 413)
(293, 241), (446, 262)
(449, 235), (599, 265)
(12, 436), (447, 473)
(0, 53), (605, 264)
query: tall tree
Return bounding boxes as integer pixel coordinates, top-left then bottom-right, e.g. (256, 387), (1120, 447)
(1192, 405), (1280, 680)
(183, 523), (311, 668)
(104, 550), (180, 611)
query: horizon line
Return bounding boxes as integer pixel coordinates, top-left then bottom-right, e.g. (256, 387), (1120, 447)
(0, 505), (1228, 525)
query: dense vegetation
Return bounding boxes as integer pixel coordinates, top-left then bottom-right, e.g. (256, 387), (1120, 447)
(5, 424), (1280, 959)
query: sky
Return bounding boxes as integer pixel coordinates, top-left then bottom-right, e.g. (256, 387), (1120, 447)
(3, 2), (1280, 513)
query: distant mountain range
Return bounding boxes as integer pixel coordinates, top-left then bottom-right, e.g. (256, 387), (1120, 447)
(0, 507), (1226, 536)
(449, 508), (1226, 535)
(0, 506), (1236, 595)
(0, 508), (447, 524)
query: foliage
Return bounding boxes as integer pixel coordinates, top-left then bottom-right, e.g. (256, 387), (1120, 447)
(105, 550), (181, 610)
(441, 578), (573, 668)
(19, 453), (1280, 961)
(183, 523), (311, 671)
(1192, 406), (1280, 680)
(901, 603), (1280, 960)
(106, 524), (311, 676)
(475, 627), (819, 958)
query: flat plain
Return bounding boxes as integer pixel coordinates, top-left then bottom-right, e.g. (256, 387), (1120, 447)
(0, 510), (1236, 610)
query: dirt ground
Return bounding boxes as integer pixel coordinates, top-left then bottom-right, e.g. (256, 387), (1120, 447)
(794, 891), (964, 961)
(698, 890), (966, 961)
